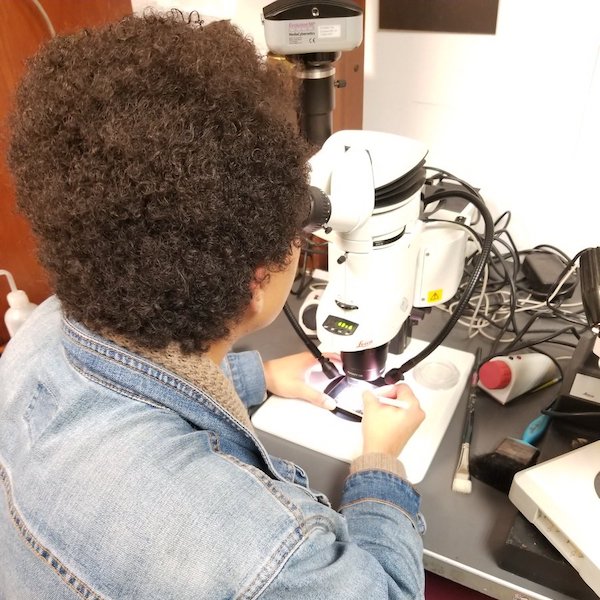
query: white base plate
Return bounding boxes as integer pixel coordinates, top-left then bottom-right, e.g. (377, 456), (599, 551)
(252, 339), (474, 483)
(509, 441), (600, 596)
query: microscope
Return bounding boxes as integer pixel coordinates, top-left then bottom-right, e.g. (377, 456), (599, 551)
(252, 1), (493, 483)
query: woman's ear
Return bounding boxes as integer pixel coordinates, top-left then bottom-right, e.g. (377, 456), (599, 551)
(248, 267), (269, 315)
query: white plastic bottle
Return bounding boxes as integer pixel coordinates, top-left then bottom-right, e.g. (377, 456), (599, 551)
(477, 353), (559, 404)
(4, 290), (37, 337)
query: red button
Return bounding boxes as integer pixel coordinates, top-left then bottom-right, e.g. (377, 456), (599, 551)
(479, 360), (512, 389)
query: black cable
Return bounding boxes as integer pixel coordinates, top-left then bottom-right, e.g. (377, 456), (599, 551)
(425, 167), (483, 199)
(433, 221), (588, 365)
(542, 408), (600, 419)
(493, 230), (521, 277)
(429, 219), (519, 349)
(469, 308), (581, 347)
(485, 242), (519, 356)
(483, 326), (586, 362)
(533, 243), (572, 262)
(384, 189), (495, 383)
(493, 211), (512, 229)
(282, 303), (340, 379)
(503, 311), (553, 353)
(290, 246), (311, 296)
(290, 234), (330, 297)
(545, 250), (583, 308)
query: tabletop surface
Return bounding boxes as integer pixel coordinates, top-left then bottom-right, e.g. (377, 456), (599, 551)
(236, 297), (595, 600)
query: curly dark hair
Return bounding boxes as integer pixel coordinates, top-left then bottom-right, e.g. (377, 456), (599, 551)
(8, 11), (312, 352)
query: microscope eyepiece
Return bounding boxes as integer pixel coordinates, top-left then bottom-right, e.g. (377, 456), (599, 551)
(303, 186), (332, 233)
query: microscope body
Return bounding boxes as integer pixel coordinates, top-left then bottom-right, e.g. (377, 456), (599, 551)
(262, 1), (471, 382)
(308, 130), (470, 381)
(309, 130), (423, 379)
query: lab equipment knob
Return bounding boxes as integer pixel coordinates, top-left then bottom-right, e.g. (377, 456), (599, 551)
(477, 353), (559, 405)
(479, 360), (512, 389)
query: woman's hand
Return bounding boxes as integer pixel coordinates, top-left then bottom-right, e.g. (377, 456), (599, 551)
(361, 383), (425, 457)
(263, 352), (336, 410)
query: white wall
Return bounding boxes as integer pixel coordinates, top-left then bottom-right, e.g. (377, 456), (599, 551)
(363, 0), (600, 256)
(134, 0), (599, 255)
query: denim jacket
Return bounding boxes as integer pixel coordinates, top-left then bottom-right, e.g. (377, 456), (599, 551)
(0, 297), (424, 599)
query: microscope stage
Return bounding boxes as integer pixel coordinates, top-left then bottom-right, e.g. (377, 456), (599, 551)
(252, 339), (474, 484)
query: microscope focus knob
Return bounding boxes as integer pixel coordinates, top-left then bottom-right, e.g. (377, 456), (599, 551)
(479, 360), (512, 389)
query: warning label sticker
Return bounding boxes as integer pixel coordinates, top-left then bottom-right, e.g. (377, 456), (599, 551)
(427, 289), (443, 303)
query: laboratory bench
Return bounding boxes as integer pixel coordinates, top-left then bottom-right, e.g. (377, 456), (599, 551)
(236, 297), (597, 600)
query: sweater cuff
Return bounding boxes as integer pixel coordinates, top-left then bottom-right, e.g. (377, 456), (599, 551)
(350, 452), (407, 479)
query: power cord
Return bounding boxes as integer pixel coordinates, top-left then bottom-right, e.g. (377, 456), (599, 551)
(384, 187), (496, 383)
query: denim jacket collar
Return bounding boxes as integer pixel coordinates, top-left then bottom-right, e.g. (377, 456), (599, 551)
(60, 313), (316, 494)
(98, 330), (254, 430)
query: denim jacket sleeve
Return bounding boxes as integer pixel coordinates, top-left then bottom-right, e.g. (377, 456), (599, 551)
(220, 351), (267, 409)
(260, 468), (425, 599)
(222, 352), (425, 598)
